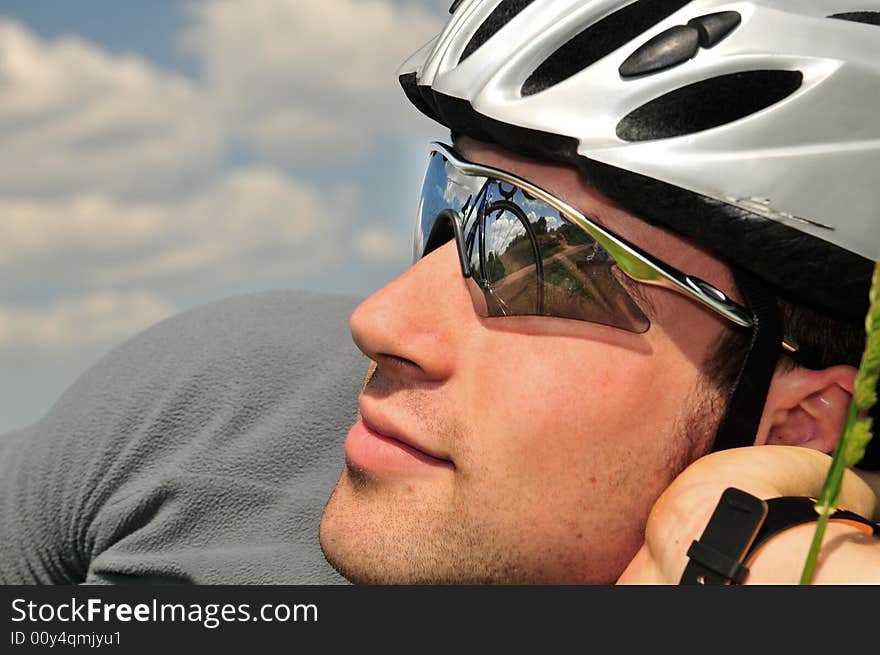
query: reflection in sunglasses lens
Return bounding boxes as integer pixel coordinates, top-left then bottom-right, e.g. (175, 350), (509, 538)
(416, 149), (650, 333)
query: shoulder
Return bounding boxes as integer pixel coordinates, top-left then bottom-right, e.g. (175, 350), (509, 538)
(59, 287), (368, 492)
(55, 288), (364, 416)
(0, 289), (366, 584)
(101, 288), (362, 369)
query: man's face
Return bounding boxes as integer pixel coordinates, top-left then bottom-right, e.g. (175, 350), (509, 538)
(320, 138), (737, 584)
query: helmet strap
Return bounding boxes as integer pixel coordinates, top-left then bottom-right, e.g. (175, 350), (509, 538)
(710, 266), (782, 451)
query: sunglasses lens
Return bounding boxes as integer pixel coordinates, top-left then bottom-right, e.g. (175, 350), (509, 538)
(416, 148), (650, 333)
(414, 152), (485, 263)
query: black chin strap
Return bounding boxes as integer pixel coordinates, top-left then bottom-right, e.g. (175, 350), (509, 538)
(711, 267), (782, 452)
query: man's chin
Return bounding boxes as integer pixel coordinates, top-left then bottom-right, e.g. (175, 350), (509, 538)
(318, 470), (393, 583)
(318, 511), (404, 584)
(318, 468), (450, 584)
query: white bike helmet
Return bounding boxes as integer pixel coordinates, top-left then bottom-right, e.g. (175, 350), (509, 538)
(398, 0), (880, 467)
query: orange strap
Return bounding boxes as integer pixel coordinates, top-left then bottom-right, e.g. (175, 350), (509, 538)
(743, 496), (878, 567)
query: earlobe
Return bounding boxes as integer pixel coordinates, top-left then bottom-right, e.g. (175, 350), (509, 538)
(754, 365), (857, 454)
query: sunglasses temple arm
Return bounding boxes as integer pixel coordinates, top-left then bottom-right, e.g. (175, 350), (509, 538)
(630, 268), (797, 353)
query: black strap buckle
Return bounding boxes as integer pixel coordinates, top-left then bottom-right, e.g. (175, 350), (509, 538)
(685, 540), (750, 585)
(679, 487), (768, 585)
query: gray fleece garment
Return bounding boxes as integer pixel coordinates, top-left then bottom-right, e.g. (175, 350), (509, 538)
(0, 290), (366, 584)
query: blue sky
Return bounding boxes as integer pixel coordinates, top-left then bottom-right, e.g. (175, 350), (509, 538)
(2, 1), (200, 75)
(0, 0), (448, 433)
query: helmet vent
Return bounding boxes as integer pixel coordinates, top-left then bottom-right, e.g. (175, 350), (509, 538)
(458, 0), (535, 64)
(521, 0), (694, 97)
(828, 12), (880, 26)
(616, 70), (803, 141)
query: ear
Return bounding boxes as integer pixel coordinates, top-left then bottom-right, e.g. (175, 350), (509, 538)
(753, 365), (856, 454)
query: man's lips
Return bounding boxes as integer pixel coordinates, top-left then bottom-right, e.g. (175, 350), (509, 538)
(344, 407), (454, 473)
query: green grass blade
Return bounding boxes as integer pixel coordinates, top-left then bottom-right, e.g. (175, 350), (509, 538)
(800, 260), (879, 584)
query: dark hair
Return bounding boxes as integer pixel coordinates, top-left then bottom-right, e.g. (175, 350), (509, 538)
(704, 294), (879, 469)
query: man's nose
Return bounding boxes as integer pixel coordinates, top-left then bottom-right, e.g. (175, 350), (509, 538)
(349, 241), (468, 383)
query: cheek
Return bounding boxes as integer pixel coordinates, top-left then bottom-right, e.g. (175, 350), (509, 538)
(450, 331), (706, 579)
(467, 335), (692, 477)
(454, 328), (710, 542)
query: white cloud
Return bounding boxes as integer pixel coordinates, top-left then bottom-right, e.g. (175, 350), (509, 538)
(0, 2), (441, 292)
(0, 168), (356, 293)
(0, 291), (175, 352)
(184, 0), (438, 97)
(0, 1), (444, 194)
(354, 226), (409, 263)
(488, 214), (527, 253)
(0, 20), (223, 197)
(180, 0), (443, 166)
